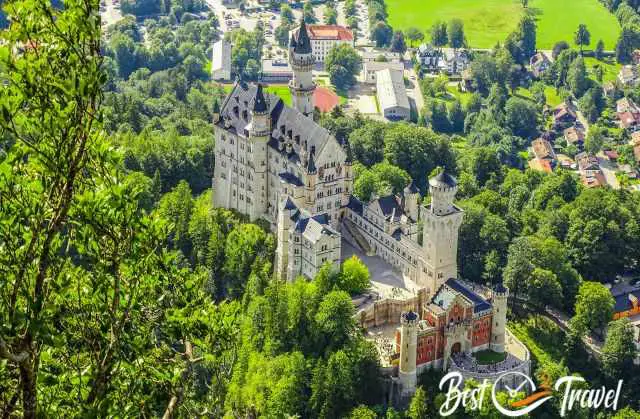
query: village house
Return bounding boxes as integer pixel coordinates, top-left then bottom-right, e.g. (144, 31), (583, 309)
(618, 65), (639, 87)
(610, 283), (640, 364)
(617, 98), (640, 132)
(416, 44), (440, 73)
(617, 97), (640, 114)
(603, 149), (619, 162)
(553, 102), (577, 128)
(531, 138), (556, 162)
(563, 126), (585, 148)
(576, 152), (606, 188)
(416, 44), (470, 75)
(443, 49), (471, 75)
(529, 52), (550, 78)
(528, 158), (553, 173)
(603, 81), (617, 98)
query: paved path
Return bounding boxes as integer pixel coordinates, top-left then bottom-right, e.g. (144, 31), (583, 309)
(405, 66), (424, 114)
(342, 239), (420, 300)
(100, 0), (123, 28)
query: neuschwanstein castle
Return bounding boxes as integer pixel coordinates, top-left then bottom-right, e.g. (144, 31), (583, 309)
(212, 20), (530, 397)
(213, 20), (462, 294)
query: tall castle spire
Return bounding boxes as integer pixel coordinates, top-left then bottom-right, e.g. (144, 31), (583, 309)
(289, 18), (316, 117)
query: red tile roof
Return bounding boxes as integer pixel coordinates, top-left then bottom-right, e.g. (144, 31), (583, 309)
(604, 150), (619, 160)
(307, 25), (354, 41)
(617, 111), (640, 129)
(528, 158), (553, 173)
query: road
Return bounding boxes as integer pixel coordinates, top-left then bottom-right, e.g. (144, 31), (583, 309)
(100, 0), (123, 28)
(598, 154), (621, 189)
(513, 297), (603, 358)
(405, 66), (424, 115)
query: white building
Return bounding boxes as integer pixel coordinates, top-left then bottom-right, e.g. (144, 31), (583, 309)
(213, 20), (352, 281)
(213, 20), (463, 290)
(362, 60), (405, 84)
(376, 68), (410, 121)
(291, 24), (354, 64)
(211, 39), (231, 81)
(417, 44), (471, 75)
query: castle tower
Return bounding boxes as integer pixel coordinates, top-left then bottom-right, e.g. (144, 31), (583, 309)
(341, 141), (354, 215)
(398, 311), (418, 396)
(305, 151), (317, 206)
(249, 84), (270, 220)
(275, 197), (297, 280)
(403, 181), (420, 222)
(490, 282), (509, 353)
(289, 19), (316, 117)
(422, 170), (464, 293)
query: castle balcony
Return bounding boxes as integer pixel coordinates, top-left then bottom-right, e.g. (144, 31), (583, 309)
(444, 320), (471, 335)
(288, 80), (316, 93)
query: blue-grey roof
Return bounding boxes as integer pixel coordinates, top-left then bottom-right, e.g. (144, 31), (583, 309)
(402, 311), (418, 321)
(446, 279), (492, 313)
(429, 171), (457, 188)
(494, 282), (507, 294)
(370, 195), (403, 221)
(346, 195), (363, 215)
(253, 83), (268, 113)
(293, 20), (312, 54)
(217, 82), (335, 169)
(279, 172), (304, 187)
(283, 196), (297, 210)
(404, 181), (419, 194)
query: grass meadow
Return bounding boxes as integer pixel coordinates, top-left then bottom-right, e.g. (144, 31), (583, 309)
(387, 0), (620, 49)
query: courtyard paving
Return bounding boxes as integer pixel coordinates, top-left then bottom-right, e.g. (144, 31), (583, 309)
(342, 239), (420, 300)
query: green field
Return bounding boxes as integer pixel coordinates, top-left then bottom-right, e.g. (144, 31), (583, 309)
(387, 0), (620, 49)
(472, 349), (507, 365)
(265, 85), (292, 106)
(216, 83), (292, 106)
(584, 57), (621, 83)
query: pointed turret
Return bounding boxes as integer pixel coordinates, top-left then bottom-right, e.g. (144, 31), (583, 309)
(404, 180), (419, 195)
(294, 19), (312, 54)
(289, 18), (316, 117)
(307, 151), (317, 174)
(289, 32), (297, 50)
(252, 83), (268, 113)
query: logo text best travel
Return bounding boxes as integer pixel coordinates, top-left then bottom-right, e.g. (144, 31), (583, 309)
(438, 371), (623, 417)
